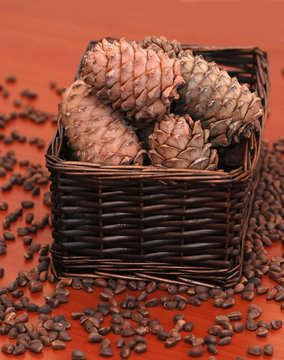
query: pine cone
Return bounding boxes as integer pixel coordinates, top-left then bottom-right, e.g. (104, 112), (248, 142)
(176, 52), (263, 147)
(81, 38), (185, 123)
(148, 114), (218, 170)
(142, 35), (184, 59)
(59, 80), (145, 165)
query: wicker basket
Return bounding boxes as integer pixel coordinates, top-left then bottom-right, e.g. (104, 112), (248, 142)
(46, 39), (270, 288)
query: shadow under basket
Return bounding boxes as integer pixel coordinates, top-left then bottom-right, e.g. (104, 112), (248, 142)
(46, 39), (270, 288)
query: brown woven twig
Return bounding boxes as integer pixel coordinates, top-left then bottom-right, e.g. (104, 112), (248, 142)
(46, 39), (270, 288)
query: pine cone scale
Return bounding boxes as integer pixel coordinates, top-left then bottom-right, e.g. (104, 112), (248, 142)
(190, 157), (209, 170)
(133, 77), (147, 100)
(211, 134), (230, 147)
(133, 46), (146, 78)
(188, 133), (203, 148)
(163, 158), (189, 169)
(147, 86), (161, 105)
(179, 147), (201, 162)
(120, 80), (133, 102)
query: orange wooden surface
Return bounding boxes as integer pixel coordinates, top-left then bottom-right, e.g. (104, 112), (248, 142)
(0, 1), (283, 359)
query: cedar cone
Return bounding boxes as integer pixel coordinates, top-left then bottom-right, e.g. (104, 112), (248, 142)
(176, 52), (263, 147)
(81, 38), (185, 123)
(148, 114), (218, 170)
(59, 80), (145, 165)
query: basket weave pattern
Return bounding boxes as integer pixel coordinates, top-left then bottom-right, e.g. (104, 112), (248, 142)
(46, 40), (270, 288)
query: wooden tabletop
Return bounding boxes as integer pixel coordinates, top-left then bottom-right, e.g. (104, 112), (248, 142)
(0, 1), (283, 359)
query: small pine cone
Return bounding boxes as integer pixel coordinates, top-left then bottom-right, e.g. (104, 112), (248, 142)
(60, 80), (145, 165)
(148, 114), (218, 170)
(142, 35), (184, 59)
(81, 38), (185, 123)
(176, 52), (263, 147)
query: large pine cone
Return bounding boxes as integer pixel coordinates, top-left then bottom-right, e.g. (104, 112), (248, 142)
(176, 52), (263, 147)
(81, 38), (185, 123)
(59, 80), (145, 165)
(148, 114), (218, 170)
